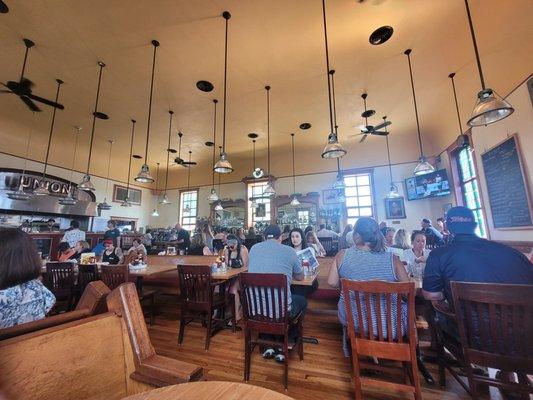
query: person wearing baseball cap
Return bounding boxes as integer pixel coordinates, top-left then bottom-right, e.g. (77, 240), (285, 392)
(101, 237), (124, 265)
(422, 206), (533, 336)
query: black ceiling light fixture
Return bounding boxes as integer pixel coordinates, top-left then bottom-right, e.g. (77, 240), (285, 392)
(357, 93), (391, 143)
(263, 85), (276, 197)
(249, 133), (264, 179)
(79, 61), (109, 192)
(320, 0), (346, 159)
(463, 0), (513, 126)
(207, 99), (219, 202)
(369, 26), (394, 45)
(59, 126), (82, 206)
(121, 119), (137, 207)
(213, 11), (234, 173)
(299, 122), (312, 130)
(1, 38), (65, 112)
(449, 72), (470, 150)
(135, 40), (159, 183)
(329, 70), (346, 191)
(383, 116), (400, 199)
(404, 49), (435, 176)
(160, 111), (174, 205)
(132, 154), (142, 159)
(196, 80), (214, 92)
(34, 78), (64, 195)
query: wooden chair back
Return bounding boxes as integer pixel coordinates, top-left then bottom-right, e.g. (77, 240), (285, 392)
(239, 272), (289, 335)
(451, 282), (533, 377)
(44, 262), (75, 298)
(177, 265), (213, 311)
(101, 264), (129, 290)
(77, 264), (99, 293)
(341, 279), (420, 399)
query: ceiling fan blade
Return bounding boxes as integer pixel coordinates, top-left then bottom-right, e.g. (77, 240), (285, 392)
(373, 120), (391, 131)
(357, 124), (369, 132)
(359, 134), (368, 143)
(20, 95), (41, 112)
(182, 161), (197, 166)
(371, 131), (389, 136)
(28, 94), (64, 110)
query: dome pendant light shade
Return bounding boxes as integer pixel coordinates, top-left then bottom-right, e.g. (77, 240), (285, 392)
(263, 182), (276, 197)
(463, 0), (513, 127)
(322, 133), (346, 159)
(413, 156), (435, 176)
(208, 99), (219, 201)
(135, 40), (159, 183)
(33, 183), (49, 196)
(78, 174), (95, 191)
(98, 199), (112, 210)
(290, 196), (301, 207)
(468, 89), (514, 127)
(264, 86), (276, 196)
(214, 202), (224, 211)
(386, 183), (401, 199)
(121, 197), (132, 207)
(159, 193), (171, 205)
(214, 12), (233, 174)
(98, 138), (114, 211)
(151, 208), (159, 217)
(7, 186), (32, 201)
(207, 188), (219, 202)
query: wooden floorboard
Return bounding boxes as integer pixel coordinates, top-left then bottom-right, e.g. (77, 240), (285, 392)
(148, 297), (504, 400)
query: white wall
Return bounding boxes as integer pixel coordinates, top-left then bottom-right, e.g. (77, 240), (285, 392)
(0, 152), (155, 230)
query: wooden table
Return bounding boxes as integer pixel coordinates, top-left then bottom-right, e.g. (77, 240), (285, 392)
(122, 381), (294, 400)
(292, 271), (319, 286)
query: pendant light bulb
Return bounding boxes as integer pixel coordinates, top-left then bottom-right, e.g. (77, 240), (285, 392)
(386, 183), (401, 199)
(159, 193), (171, 205)
(290, 196), (301, 207)
(214, 202), (224, 211)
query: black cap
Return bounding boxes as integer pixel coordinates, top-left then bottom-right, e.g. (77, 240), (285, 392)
(264, 225), (281, 239)
(422, 218), (431, 224)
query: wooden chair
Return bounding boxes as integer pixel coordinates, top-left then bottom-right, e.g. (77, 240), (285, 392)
(44, 262), (76, 312)
(74, 264), (99, 304)
(341, 279), (421, 400)
(177, 265), (232, 350)
(101, 264), (157, 325)
(239, 272), (304, 389)
(318, 237), (338, 256)
(451, 281), (533, 400)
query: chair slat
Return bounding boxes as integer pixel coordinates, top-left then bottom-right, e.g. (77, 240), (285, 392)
(375, 293), (384, 341)
(385, 293), (392, 342)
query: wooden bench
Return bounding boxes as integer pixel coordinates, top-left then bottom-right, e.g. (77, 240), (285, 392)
(0, 282), (203, 400)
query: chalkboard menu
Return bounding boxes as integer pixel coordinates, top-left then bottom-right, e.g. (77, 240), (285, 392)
(481, 135), (532, 229)
(33, 237), (53, 258)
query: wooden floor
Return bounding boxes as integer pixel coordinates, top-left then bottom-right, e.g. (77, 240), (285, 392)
(148, 297), (506, 400)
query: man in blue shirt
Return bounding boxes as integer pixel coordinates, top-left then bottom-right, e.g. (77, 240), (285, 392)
(421, 218), (444, 247)
(423, 206), (533, 334)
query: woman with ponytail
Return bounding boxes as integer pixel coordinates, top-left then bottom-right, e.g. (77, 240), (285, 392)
(327, 217), (409, 353)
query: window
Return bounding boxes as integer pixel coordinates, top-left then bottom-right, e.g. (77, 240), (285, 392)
(343, 173), (374, 227)
(456, 147), (487, 237)
(179, 190), (198, 233)
(247, 181), (271, 228)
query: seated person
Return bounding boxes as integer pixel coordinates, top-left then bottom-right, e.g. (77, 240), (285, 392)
(101, 238), (124, 265)
(223, 234), (249, 322)
(316, 224), (340, 239)
(384, 227), (396, 247)
(328, 217), (409, 354)
(288, 228), (319, 297)
(70, 240), (92, 261)
(403, 231), (430, 278)
(280, 225), (291, 244)
(187, 233), (213, 256)
(0, 228), (56, 328)
(422, 206), (533, 338)
(421, 218), (444, 247)
(126, 238), (147, 257)
(306, 230), (326, 257)
(248, 225), (305, 363)
(387, 228), (410, 258)
(58, 241), (76, 262)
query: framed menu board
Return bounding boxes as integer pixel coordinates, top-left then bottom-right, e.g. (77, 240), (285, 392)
(481, 134), (533, 229)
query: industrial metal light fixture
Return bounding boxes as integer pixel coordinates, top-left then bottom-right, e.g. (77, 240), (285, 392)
(59, 126), (82, 206)
(463, 0), (513, 127)
(121, 119), (137, 207)
(207, 100), (220, 202)
(160, 111), (174, 205)
(34, 79), (64, 196)
(289, 133), (300, 207)
(183, 151), (193, 214)
(320, 0), (346, 159)
(214, 162), (224, 211)
(263, 85), (276, 197)
(213, 11), (234, 173)
(404, 49), (435, 176)
(250, 135), (264, 179)
(98, 139), (114, 211)
(151, 162), (160, 217)
(79, 61), (108, 192)
(135, 40), (159, 183)
(328, 70), (346, 190)
(382, 117), (400, 198)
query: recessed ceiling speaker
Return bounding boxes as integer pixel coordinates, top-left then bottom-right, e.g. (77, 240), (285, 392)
(196, 80), (214, 92)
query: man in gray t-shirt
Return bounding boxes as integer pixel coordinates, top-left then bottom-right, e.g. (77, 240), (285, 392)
(248, 225), (306, 315)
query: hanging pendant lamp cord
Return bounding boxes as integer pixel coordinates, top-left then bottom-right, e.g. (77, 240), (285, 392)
(384, 120), (393, 183)
(155, 163), (160, 191)
(222, 14), (230, 154)
(187, 152), (192, 190)
(67, 127), (81, 194)
(104, 140), (114, 198)
(42, 79), (63, 178)
(144, 42), (159, 163)
(164, 112), (173, 194)
(291, 134), (296, 193)
(449, 73), (463, 132)
(252, 139), (256, 170)
(322, 0), (335, 135)
(405, 50), (424, 158)
(329, 70), (342, 174)
(20, 112), (35, 184)
(86, 62), (105, 173)
(211, 99), (218, 188)
(126, 120), (136, 191)
(464, 0), (485, 89)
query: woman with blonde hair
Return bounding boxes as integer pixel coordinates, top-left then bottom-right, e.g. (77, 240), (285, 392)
(306, 230), (325, 257)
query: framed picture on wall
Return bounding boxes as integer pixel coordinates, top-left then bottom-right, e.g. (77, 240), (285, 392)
(323, 189), (344, 205)
(113, 184), (142, 206)
(384, 197), (406, 219)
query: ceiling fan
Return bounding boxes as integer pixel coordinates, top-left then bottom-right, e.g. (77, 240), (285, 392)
(173, 132), (197, 167)
(1, 38), (65, 112)
(355, 93), (390, 143)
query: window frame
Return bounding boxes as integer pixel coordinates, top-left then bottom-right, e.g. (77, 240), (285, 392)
(179, 188), (199, 233)
(246, 180), (272, 228)
(341, 169), (376, 227)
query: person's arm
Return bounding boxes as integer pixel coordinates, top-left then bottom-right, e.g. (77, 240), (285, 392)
(422, 252), (444, 301)
(327, 260), (341, 288)
(291, 252), (304, 281)
(116, 247), (124, 264)
(393, 255), (409, 282)
(241, 246), (249, 268)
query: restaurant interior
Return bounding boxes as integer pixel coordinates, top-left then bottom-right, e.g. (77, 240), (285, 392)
(0, 0), (532, 399)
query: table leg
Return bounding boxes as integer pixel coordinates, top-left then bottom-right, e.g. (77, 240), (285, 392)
(417, 347), (436, 385)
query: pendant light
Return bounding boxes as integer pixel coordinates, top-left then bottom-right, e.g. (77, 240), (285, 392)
(34, 79), (64, 195)
(404, 49), (435, 176)
(59, 126), (81, 206)
(79, 61), (109, 192)
(121, 119), (137, 207)
(7, 113), (35, 201)
(98, 139), (114, 211)
(383, 116), (400, 198)
(449, 72), (472, 151)
(207, 99), (220, 202)
(320, 0), (346, 159)
(160, 111), (174, 205)
(151, 162), (160, 217)
(214, 146), (224, 211)
(289, 134), (300, 206)
(328, 69), (346, 190)
(263, 85), (276, 197)
(135, 40), (159, 183)
(251, 138), (264, 179)
(463, 0), (513, 126)
(213, 11), (233, 174)
(183, 151), (192, 214)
